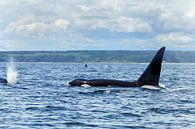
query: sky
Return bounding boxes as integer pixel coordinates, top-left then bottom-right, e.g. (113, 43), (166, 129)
(0, 0), (195, 51)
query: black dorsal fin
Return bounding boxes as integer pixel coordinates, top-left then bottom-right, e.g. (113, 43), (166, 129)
(138, 47), (165, 86)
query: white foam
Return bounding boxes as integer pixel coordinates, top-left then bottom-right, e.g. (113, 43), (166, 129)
(103, 90), (110, 94)
(159, 83), (166, 88)
(6, 59), (17, 85)
(141, 85), (164, 90)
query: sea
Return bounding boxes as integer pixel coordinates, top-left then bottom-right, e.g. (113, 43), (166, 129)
(0, 63), (194, 129)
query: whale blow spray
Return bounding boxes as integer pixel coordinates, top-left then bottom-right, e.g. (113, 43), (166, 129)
(7, 59), (17, 85)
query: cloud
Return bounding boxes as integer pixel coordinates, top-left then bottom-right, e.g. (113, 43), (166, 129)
(78, 5), (92, 11)
(54, 19), (69, 30)
(155, 33), (194, 43)
(5, 22), (46, 34)
(76, 16), (152, 33)
(4, 18), (69, 38)
(0, 40), (25, 50)
(96, 0), (124, 11)
(0, 0), (195, 50)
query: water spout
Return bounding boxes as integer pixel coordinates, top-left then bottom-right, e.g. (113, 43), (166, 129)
(6, 59), (17, 85)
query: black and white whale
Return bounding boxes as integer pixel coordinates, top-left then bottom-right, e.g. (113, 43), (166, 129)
(0, 78), (7, 84)
(69, 47), (165, 89)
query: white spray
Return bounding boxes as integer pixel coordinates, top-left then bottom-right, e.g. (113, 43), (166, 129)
(6, 59), (17, 85)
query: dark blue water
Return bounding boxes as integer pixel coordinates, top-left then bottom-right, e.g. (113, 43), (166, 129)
(0, 63), (194, 129)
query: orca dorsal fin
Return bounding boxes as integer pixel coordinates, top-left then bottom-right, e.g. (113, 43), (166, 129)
(138, 47), (165, 86)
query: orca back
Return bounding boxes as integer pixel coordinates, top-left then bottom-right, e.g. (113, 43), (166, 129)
(0, 78), (7, 84)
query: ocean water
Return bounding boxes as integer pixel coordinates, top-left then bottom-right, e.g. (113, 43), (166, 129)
(0, 63), (194, 129)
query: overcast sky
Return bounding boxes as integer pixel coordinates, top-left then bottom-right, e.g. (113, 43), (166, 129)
(0, 0), (195, 50)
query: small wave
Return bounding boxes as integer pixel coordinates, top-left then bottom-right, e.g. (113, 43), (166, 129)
(121, 112), (142, 117)
(93, 89), (111, 94)
(65, 122), (97, 128)
(26, 106), (66, 112)
(26, 107), (40, 111)
(149, 107), (161, 113)
(45, 105), (66, 111)
(79, 89), (111, 95)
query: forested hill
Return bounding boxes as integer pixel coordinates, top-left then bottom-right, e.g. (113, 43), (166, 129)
(0, 50), (194, 63)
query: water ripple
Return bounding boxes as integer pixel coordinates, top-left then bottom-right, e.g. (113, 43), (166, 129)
(0, 63), (194, 129)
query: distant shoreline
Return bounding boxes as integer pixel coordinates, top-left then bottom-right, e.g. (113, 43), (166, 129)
(1, 62), (195, 65)
(0, 50), (195, 63)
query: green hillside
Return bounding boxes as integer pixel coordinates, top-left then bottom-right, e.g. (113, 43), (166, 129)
(0, 50), (194, 63)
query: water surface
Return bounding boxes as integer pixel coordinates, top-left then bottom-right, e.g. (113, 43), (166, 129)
(0, 63), (194, 129)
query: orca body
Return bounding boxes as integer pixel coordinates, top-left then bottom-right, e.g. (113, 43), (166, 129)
(69, 47), (165, 88)
(69, 79), (139, 87)
(0, 78), (7, 84)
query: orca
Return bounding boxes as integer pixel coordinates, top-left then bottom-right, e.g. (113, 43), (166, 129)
(0, 78), (7, 84)
(69, 47), (165, 89)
